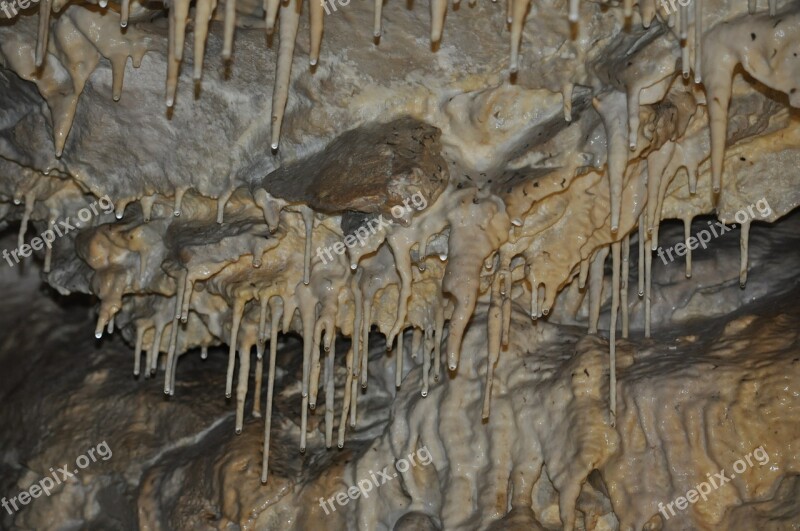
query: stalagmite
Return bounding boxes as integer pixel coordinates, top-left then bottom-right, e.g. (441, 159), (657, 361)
(740, 221), (751, 288)
(270, 0), (301, 150)
(261, 298), (282, 483)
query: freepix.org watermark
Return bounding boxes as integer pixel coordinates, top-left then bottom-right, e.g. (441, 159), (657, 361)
(2, 195), (114, 268)
(318, 446), (433, 515)
(658, 446), (770, 521)
(2, 440), (112, 515)
(657, 198), (772, 266)
(0, 0), (39, 19)
(316, 192), (428, 265)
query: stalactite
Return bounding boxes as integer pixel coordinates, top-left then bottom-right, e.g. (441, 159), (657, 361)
(223, 0), (237, 60)
(684, 217), (693, 278)
(430, 0), (447, 43)
(133, 325), (145, 376)
(261, 297), (282, 483)
(235, 344), (251, 433)
(638, 216), (645, 296)
(270, 0), (301, 150)
(588, 247), (608, 335)
(324, 338), (335, 447)
(621, 234), (630, 338)
(482, 273), (503, 419)
(740, 221), (751, 288)
(373, 0), (383, 38)
(609, 241), (620, 425)
(226, 297), (245, 398)
(395, 329), (404, 388)
(509, 0), (530, 73)
(310, 0), (324, 65)
(36, 0), (51, 67)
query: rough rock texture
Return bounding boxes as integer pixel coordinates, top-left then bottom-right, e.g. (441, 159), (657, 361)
(0, 0), (799, 528)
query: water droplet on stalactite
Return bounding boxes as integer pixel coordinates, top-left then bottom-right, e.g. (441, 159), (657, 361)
(373, 0), (383, 38)
(120, 0), (130, 27)
(201, 346), (208, 360)
(568, 0), (579, 22)
(270, 0), (301, 150)
(173, 187), (187, 216)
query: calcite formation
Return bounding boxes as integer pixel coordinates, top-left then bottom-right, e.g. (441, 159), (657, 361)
(0, 0), (798, 528)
